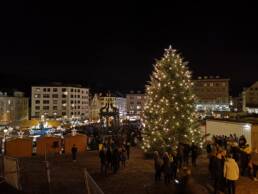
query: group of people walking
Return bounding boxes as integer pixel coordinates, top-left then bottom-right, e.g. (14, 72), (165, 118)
(98, 137), (130, 176)
(153, 143), (199, 184)
(208, 135), (258, 194)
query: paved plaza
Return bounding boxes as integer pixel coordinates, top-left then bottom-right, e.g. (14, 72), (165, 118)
(1, 148), (258, 194)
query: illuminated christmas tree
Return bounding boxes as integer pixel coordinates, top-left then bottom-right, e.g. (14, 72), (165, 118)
(142, 46), (201, 153)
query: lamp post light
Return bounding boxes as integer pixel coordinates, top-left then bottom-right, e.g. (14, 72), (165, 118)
(3, 129), (8, 154)
(8, 127), (13, 136)
(3, 129), (8, 140)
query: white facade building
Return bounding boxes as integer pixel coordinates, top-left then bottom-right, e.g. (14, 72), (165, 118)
(114, 97), (127, 119)
(126, 91), (145, 120)
(31, 85), (89, 119)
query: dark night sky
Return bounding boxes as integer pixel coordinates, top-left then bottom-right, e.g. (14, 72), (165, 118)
(1, 2), (258, 96)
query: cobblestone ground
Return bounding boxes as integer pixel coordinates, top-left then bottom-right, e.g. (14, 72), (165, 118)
(88, 149), (258, 194)
(1, 148), (258, 194)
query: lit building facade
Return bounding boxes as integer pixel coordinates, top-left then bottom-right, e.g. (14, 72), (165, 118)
(193, 76), (230, 112)
(31, 85), (89, 119)
(126, 91), (145, 120)
(243, 81), (258, 114)
(232, 95), (243, 112)
(89, 94), (102, 122)
(0, 91), (29, 125)
(99, 93), (126, 120)
(115, 97), (127, 119)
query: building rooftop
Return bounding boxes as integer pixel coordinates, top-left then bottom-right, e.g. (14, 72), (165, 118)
(0, 90), (25, 97)
(208, 116), (258, 125)
(193, 76), (230, 81)
(127, 90), (145, 95)
(99, 91), (125, 98)
(32, 82), (86, 88)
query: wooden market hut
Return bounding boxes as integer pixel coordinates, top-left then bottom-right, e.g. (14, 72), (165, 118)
(64, 133), (87, 154)
(5, 138), (33, 157)
(36, 136), (62, 156)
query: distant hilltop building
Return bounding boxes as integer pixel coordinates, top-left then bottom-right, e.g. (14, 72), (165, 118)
(0, 91), (29, 125)
(31, 84), (90, 119)
(243, 81), (258, 114)
(193, 76), (230, 112)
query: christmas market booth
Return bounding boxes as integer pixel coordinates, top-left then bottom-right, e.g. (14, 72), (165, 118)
(206, 119), (258, 149)
(64, 130), (87, 154)
(5, 137), (33, 157)
(36, 136), (62, 156)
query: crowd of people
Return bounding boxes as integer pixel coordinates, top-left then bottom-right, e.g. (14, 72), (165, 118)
(98, 136), (131, 176)
(207, 134), (258, 194)
(153, 143), (200, 184)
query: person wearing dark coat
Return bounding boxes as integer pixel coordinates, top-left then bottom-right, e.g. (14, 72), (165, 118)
(162, 152), (171, 184)
(206, 143), (212, 154)
(125, 141), (130, 160)
(178, 144), (184, 168)
(71, 144), (78, 162)
(120, 146), (127, 168)
(183, 144), (190, 166)
(112, 148), (120, 174)
(209, 151), (217, 179)
(240, 149), (251, 176)
(213, 151), (225, 194)
(171, 152), (178, 180)
(99, 147), (107, 175)
(153, 151), (162, 181)
(106, 146), (112, 169)
(191, 144), (198, 167)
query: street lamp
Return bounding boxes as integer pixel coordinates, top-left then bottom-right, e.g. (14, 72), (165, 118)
(3, 129), (8, 141)
(8, 126), (13, 133)
(2, 129), (8, 154)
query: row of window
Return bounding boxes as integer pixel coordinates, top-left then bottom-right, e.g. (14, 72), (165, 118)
(248, 91), (258, 96)
(128, 110), (142, 114)
(249, 87), (258, 91)
(128, 105), (142, 109)
(35, 88), (88, 93)
(195, 82), (227, 87)
(128, 96), (143, 100)
(35, 100), (87, 104)
(35, 106), (88, 110)
(0, 100), (28, 106)
(129, 101), (142, 105)
(34, 112), (85, 116)
(194, 88), (227, 93)
(246, 97), (258, 103)
(34, 94), (88, 99)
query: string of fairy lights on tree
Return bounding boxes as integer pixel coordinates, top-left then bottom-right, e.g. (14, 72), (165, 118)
(141, 46), (202, 153)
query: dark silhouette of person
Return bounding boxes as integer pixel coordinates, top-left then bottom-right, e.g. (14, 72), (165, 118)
(71, 144), (78, 162)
